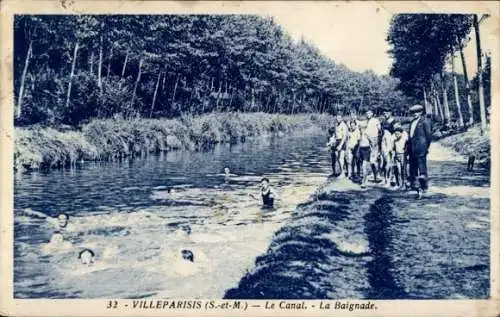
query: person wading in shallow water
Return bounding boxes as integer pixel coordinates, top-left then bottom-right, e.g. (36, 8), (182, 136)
(407, 104), (432, 199)
(250, 177), (276, 209)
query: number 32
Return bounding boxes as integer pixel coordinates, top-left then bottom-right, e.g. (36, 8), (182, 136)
(107, 300), (118, 309)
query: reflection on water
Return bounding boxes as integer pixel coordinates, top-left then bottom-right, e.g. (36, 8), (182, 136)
(14, 130), (330, 298)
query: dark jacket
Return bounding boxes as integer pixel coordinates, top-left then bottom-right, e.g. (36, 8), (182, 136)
(408, 116), (432, 157)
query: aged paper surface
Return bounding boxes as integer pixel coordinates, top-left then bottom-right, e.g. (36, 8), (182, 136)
(1, 1), (499, 316)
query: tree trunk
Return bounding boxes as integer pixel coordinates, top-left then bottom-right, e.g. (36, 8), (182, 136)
(98, 36), (103, 93)
(473, 14), (487, 135)
(89, 51), (94, 75)
(129, 58), (143, 110)
(459, 44), (474, 126)
(171, 73), (180, 107)
(149, 71), (162, 118)
(106, 46), (114, 78)
(161, 70), (166, 91)
(423, 87), (430, 115)
(251, 88), (255, 111)
(118, 50), (129, 89)
(228, 90), (234, 110)
(432, 93), (439, 119)
(16, 39), (33, 119)
(451, 53), (464, 127)
(435, 92), (444, 121)
(440, 74), (451, 122)
(121, 50), (129, 79)
(216, 80), (222, 110)
(64, 42), (80, 109)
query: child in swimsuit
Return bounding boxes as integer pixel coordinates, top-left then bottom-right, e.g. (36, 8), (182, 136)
(260, 178), (275, 208)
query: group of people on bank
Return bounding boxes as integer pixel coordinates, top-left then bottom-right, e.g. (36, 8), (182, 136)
(327, 104), (432, 198)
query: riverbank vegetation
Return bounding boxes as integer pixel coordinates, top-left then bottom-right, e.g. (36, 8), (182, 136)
(14, 112), (333, 171)
(439, 124), (490, 167)
(14, 15), (410, 127)
(13, 14), (492, 171)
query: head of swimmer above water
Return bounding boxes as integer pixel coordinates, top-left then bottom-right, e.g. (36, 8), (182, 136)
(167, 187), (176, 194)
(50, 231), (64, 244)
(57, 213), (69, 228)
(175, 224), (192, 239)
(224, 167), (230, 175)
(181, 249), (194, 263)
(78, 248), (95, 265)
(260, 177), (270, 191)
(181, 224), (191, 235)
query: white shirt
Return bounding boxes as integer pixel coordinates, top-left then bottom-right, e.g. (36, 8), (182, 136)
(394, 131), (408, 154)
(359, 130), (370, 147)
(410, 117), (421, 137)
(335, 121), (348, 141)
(366, 118), (381, 138)
(346, 129), (360, 149)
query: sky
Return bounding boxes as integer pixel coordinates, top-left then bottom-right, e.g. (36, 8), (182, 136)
(264, 2), (498, 77)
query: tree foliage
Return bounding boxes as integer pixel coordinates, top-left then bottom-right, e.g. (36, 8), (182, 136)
(387, 14), (472, 99)
(14, 15), (410, 126)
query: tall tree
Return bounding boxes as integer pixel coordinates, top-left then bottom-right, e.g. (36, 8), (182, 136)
(473, 14), (488, 134)
(451, 53), (464, 127)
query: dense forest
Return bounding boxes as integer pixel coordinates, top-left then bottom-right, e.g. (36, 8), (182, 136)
(14, 15), (411, 126)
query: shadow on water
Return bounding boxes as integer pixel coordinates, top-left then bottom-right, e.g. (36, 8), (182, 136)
(224, 192), (353, 299)
(363, 196), (409, 299)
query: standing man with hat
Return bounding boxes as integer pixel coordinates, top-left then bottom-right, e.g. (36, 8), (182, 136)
(407, 104), (432, 198)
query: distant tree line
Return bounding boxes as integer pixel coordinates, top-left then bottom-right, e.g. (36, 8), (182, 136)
(387, 14), (491, 134)
(14, 15), (410, 126)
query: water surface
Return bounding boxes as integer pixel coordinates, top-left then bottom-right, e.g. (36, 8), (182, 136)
(14, 130), (331, 298)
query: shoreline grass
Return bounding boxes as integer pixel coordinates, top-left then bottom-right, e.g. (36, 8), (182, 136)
(14, 112), (334, 171)
(438, 124), (491, 167)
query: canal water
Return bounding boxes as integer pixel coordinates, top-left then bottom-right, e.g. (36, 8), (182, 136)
(14, 129), (332, 298)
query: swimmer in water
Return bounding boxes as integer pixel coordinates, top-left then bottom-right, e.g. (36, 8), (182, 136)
(181, 249), (194, 263)
(78, 248), (95, 265)
(42, 231), (72, 253)
(174, 224), (192, 239)
(23, 208), (70, 230)
(250, 177), (277, 209)
(49, 231), (64, 244)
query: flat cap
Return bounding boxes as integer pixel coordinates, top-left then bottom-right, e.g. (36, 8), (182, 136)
(409, 104), (424, 113)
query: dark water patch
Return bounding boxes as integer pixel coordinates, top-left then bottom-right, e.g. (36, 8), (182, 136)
(463, 264), (489, 272)
(81, 226), (131, 237)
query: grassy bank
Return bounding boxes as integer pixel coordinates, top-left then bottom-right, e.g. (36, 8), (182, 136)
(14, 112), (334, 171)
(438, 124), (490, 166)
